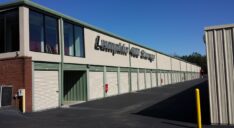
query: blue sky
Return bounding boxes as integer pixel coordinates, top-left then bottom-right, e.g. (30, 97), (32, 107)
(2, 0), (234, 56)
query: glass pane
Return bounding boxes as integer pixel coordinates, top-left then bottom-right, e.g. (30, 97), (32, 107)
(74, 25), (84, 57)
(5, 10), (19, 52)
(0, 14), (4, 53)
(64, 22), (74, 56)
(29, 11), (44, 52)
(45, 16), (59, 54)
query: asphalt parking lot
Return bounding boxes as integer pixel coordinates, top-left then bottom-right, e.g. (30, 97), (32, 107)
(0, 77), (233, 128)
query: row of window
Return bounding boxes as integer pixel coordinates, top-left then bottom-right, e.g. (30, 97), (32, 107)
(0, 9), (85, 57)
(29, 10), (85, 57)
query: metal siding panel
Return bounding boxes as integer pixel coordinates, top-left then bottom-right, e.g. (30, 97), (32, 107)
(63, 64), (87, 71)
(89, 66), (104, 72)
(224, 28), (234, 124)
(63, 72), (87, 102)
(215, 30), (228, 124)
(206, 26), (234, 124)
(106, 67), (118, 72)
(34, 62), (60, 70)
(206, 31), (219, 123)
(230, 28), (234, 124)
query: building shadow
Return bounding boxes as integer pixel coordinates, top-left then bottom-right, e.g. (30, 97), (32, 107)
(135, 80), (210, 124)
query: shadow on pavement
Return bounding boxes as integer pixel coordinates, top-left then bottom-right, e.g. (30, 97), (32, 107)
(135, 79), (210, 124)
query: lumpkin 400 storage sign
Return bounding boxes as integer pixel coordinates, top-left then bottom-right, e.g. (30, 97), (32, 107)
(95, 36), (155, 62)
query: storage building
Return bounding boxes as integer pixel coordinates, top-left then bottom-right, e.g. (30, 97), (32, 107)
(0, 0), (200, 112)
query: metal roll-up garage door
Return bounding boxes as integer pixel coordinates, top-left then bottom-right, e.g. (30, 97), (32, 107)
(131, 73), (138, 92)
(152, 73), (156, 87)
(33, 71), (59, 111)
(168, 72), (171, 84)
(89, 72), (104, 100)
(161, 73), (165, 86)
(106, 72), (118, 97)
(164, 73), (167, 85)
(119, 72), (129, 94)
(157, 72), (162, 87)
(145, 73), (151, 89)
(139, 73), (145, 90)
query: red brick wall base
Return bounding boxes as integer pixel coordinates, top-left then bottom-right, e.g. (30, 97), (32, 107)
(0, 57), (32, 112)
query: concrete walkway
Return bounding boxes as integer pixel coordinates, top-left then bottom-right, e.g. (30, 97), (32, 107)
(0, 77), (233, 128)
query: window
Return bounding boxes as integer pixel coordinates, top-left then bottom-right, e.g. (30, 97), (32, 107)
(64, 22), (74, 56)
(45, 16), (59, 53)
(29, 10), (59, 54)
(0, 9), (19, 53)
(64, 21), (84, 57)
(29, 11), (43, 52)
(74, 26), (84, 57)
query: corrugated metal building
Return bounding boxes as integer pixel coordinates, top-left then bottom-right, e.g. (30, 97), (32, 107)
(205, 24), (234, 125)
(0, 0), (201, 112)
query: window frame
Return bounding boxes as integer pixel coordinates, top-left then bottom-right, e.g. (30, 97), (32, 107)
(63, 20), (85, 58)
(29, 9), (60, 55)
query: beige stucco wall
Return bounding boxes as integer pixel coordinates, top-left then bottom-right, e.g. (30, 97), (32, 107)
(194, 66), (197, 72)
(130, 44), (156, 69)
(192, 65), (196, 72)
(196, 66), (200, 72)
(64, 28), (130, 67)
(187, 63), (192, 72)
(157, 53), (171, 70)
(171, 58), (180, 71)
(180, 61), (187, 71)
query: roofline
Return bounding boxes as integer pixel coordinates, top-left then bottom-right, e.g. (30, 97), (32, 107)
(205, 24), (234, 31)
(0, 0), (200, 67)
